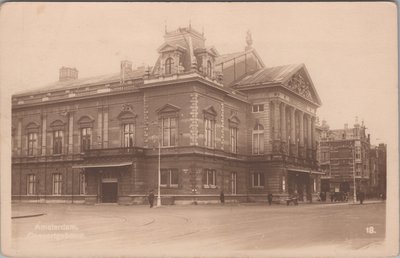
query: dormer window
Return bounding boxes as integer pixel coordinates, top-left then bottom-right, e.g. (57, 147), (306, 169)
(165, 57), (174, 75)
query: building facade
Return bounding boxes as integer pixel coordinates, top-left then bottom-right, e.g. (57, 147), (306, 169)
(369, 144), (387, 198)
(319, 120), (371, 200)
(12, 26), (322, 205)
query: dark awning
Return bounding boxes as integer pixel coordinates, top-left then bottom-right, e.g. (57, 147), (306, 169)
(288, 168), (325, 175)
(72, 162), (132, 169)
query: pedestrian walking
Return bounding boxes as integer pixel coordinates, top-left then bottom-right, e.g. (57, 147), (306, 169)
(148, 190), (155, 208)
(220, 190), (225, 204)
(359, 191), (365, 205)
(267, 193), (273, 205)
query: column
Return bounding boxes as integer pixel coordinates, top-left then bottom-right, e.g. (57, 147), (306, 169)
(299, 111), (304, 158)
(272, 100), (281, 153)
(97, 107), (103, 149)
(280, 102), (287, 154)
(103, 107), (109, 148)
(311, 117), (316, 160)
(68, 112), (74, 154)
(290, 107), (296, 156)
(307, 115), (312, 159)
(17, 118), (22, 156)
(41, 114), (47, 156)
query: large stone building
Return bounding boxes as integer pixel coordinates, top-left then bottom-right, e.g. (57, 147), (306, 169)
(369, 143), (387, 198)
(319, 120), (371, 200)
(12, 26), (322, 205)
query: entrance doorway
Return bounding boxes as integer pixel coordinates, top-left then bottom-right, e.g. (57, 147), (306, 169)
(101, 181), (118, 203)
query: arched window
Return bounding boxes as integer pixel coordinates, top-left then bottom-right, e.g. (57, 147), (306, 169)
(252, 124), (264, 154)
(207, 60), (212, 77)
(165, 57), (174, 75)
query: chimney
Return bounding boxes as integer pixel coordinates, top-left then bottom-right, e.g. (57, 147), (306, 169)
(344, 123), (348, 129)
(120, 60), (132, 83)
(59, 67), (78, 81)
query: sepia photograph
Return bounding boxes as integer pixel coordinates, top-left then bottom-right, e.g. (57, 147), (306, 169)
(0, 2), (398, 257)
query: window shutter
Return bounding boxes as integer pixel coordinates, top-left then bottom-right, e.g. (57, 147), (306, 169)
(202, 170), (207, 185)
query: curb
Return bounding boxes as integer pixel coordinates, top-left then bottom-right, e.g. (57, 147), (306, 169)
(12, 213), (46, 219)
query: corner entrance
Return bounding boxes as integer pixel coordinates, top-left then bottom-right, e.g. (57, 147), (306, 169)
(101, 179), (118, 203)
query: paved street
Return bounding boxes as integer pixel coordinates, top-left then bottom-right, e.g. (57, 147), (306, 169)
(9, 202), (386, 257)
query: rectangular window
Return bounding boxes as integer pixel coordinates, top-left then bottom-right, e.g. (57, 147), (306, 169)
(203, 169), (216, 187)
(162, 117), (177, 147)
(123, 123), (135, 147)
(79, 172), (86, 195)
(160, 169), (179, 188)
(252, 104), (264, 113)
(53, 130), (63, 154)
(252, 125), (264, 154)
(230, 127), (238, 153)
(27, 174), (36, 195)
(81, 127), (92, 152)
(252, 172), (264, 188)
(204, 118), (215, 148)
(52, 173), (62, 195)
(27, 132), (38, 156)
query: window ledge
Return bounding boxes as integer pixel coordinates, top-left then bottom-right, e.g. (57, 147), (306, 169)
(203, 185), (217, 189)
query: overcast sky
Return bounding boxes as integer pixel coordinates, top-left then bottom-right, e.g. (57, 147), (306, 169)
(0, 2), (397, 145)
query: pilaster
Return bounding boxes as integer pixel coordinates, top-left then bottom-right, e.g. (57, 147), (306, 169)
(289, 107), (296, 156)
(272, 100), (281, 153)
(41, 114), (47, 156)
(189, 92), (199, 146)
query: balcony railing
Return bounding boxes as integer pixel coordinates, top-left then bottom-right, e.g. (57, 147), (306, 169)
(12, 145), (319, 167)
(84, 147), (145, 157)
(12, 154), (84, 164)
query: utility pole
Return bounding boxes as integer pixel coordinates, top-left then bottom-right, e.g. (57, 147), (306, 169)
(157, 138), (161, 207)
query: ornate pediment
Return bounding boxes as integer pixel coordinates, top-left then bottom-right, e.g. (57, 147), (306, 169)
(158, 43), (187, 53)
(26, 122), (40, 133)
(78, 115), (95, 128)
(283, 67), (321, 105)
(117, 110), (137, 121)
(203, 106), (217, 117)
(50, 119), (66, 131)
(228, 114), (240, 127)
(156, 103), (181, 114)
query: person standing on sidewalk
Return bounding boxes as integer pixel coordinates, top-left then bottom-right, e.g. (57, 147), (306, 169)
(267, 193), (273, 205)
(359, 191), (365, 205)
(148, 190), (155, 208)
(220, 190), (225, 204)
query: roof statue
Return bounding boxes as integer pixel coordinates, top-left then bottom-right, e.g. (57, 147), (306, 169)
(246, 30), (253, 50)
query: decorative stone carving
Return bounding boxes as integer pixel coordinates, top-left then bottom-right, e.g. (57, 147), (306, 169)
(285, 72), (312, 101)
(121, 104), (133, 112)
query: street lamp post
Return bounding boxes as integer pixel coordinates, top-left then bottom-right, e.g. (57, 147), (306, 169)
(150, 122), (162, 208)
(157, 137), (161, 207)
(353, 145), (357, 204)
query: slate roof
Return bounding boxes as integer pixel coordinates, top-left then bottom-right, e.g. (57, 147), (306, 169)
(233, 63), (322, 106)
(215, 51), (244, 65)
(234, 63), (302, 86)
(16, 67), (146, 95)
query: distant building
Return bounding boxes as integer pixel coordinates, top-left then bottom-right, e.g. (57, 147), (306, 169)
(12, 26), (322, 205)
(369, 144), (387, 198)
(319, 119), (372, 200)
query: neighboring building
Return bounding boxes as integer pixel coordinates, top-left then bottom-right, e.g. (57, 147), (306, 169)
(12, 26), (322, 205)
(319, 120), (371, 200)
(369, 143), (387, 198)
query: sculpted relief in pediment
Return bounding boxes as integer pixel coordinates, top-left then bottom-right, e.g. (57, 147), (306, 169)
(285, 72), (313, 102)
